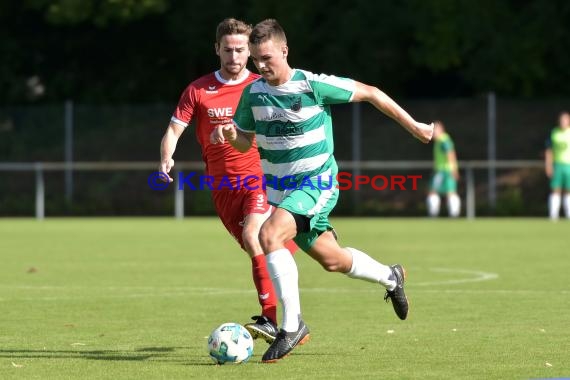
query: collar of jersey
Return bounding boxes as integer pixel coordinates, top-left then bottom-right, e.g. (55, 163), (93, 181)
(214, 70), (251, 86)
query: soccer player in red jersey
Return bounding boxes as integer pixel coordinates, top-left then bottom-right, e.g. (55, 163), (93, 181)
(158, 18), (294, 343)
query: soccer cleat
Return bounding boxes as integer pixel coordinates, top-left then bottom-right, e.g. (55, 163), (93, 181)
(244, 315), (278, 343)
(384, 264), (409, 320)
(261, 320), (310, 363)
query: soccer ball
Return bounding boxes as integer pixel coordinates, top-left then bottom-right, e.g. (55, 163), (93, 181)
(207, 322), (254, 364)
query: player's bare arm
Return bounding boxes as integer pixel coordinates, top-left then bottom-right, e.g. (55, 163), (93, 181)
(210, 123), (254, 152)
(351, 81), (433, 143)
(159, 122), (185, 182)
(545, 148), (553, 178)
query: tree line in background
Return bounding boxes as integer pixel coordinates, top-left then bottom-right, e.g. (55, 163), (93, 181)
(2, 0), (570, 105)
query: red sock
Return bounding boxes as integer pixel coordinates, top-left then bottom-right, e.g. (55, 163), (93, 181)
(251, 255), (277, 324)
(284, 240), (298, 255)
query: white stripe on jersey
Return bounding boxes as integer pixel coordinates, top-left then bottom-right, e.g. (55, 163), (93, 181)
(171, 116), (188, 128)
(265, 167), (334, 205)
(256, 125), (326, 150)
(250, 78), (312, 96)
(252, 105), (323, 124)
(261, 153), (330, 180)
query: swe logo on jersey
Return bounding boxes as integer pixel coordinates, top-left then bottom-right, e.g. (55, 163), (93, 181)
(207, 107), (233, 118)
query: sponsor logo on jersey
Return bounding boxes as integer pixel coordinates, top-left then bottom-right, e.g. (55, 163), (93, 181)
(260, 111), (285, 122)
(265, 120), (302, 136)
(207, 107), (233, 118)
(290, 96), (302, 112)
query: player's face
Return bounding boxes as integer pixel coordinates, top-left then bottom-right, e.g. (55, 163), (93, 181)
(250, 39), (289, 86)
(216, 34), (250, 79)
(559, 113), (570, 128)
(433, 123), (444, 138)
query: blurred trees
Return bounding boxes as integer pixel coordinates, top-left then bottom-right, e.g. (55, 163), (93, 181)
(1, 0), (570, 104)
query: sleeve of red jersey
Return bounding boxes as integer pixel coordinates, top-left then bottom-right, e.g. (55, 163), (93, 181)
(170, 84), (198, 128)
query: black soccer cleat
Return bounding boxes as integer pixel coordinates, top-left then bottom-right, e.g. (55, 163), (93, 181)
(384, 264), (409, 320)
(261, 320), (310, 363)
(244, 315), (278, 344)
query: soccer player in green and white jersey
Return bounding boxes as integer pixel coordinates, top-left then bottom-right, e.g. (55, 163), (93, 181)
(426, 121), (461, 217)
(211, 19), (433, 362)
(545, 111), (570, 220)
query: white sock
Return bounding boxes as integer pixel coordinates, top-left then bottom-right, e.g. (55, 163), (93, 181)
(266, 249), (300, 332)
(345, 247), (396, 290)
(549, 193), (561, 220)
(448, 194), (461, 217)
(563, 194), (570, 219)
(427, 194), (440, 217)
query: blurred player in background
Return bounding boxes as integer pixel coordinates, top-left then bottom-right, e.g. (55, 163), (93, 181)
(158, 18), (295, 344)
(211, 18), (433, 362)
(545, 111), (570, 220)
(426, 121), (461, 217)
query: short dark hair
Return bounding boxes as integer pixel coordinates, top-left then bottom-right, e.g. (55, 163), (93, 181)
(215, 18), (252, 44)
(249, 19), (287, 45)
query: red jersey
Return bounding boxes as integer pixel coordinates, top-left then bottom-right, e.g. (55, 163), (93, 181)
(171, 70), (261, 188)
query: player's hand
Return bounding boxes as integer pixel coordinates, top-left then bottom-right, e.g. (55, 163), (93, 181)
(210, 123), (237, 144)
(158, 158), (174, 182)
(414, 122), (434, 143)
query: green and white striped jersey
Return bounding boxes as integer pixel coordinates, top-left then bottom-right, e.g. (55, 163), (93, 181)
(547, 127), (570, 164)
(233, 69), (355, 204)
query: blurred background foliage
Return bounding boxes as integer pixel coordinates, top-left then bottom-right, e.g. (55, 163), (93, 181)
(2, 0), (570, 105)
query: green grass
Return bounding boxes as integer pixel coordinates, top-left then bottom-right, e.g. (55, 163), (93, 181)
(1, 217), (569, 379)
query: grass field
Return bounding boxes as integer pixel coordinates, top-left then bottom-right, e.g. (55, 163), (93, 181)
(1, 217), (569, 379)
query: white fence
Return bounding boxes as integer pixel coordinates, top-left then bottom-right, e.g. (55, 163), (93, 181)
(0, 160), (544, 219)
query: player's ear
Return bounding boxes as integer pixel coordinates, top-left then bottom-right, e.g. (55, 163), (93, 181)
(282, 45), (288, 59)
(215, 43), (220, 56)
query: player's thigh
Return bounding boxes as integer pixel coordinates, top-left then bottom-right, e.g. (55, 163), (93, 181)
(550, 164), (565, 190)
(259, 207), (298, 246)
(443, 172), (458, 193)
(430, 172), (445, 193)
(278, 187), (338, 252)
(242, 189), (271, 236)
(211, 190), (249, 250)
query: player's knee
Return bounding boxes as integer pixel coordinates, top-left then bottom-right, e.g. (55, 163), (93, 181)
(241, 227), (258, 251)
(241, 233), (256, 253)
(259, 224), (279, 252)
(316, 252), (346, 272)
(320, 259), (343, 272)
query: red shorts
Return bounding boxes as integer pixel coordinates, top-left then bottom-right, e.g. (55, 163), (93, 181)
(212, 187), (270, 250)
(212, 188), (298, 254)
